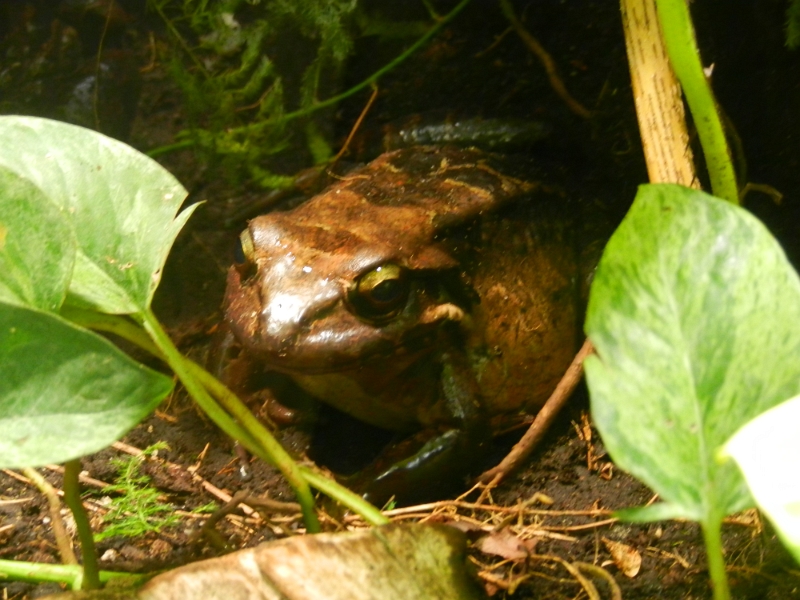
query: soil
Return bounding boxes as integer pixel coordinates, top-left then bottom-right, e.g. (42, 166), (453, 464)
(2, 1), (800, 599)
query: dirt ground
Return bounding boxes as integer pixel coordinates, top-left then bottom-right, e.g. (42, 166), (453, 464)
(2, 0), (800, 598)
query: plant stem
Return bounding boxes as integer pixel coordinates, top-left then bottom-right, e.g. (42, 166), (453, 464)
(62, 460), (100, 590)
(655, 0), (739, 204)
(187, 358), (394, 525)
(22, 468), (77, 565)
(61, 307), (164, 359)
(702, 516), (731, 600)
(62, 309), (265, 454)
(299, 467), (389, 527)
(619, 0), (698, 187)
(69, 308), (388, 525)
(249, 0), (473, 126)
(138, 309), (321, 533)
(151, 0), (209, 78)
(148, 0), (473, 158)
(0, 560), (147, 587)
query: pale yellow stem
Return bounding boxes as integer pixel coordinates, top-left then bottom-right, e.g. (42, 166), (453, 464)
(620, 0), (699, 188)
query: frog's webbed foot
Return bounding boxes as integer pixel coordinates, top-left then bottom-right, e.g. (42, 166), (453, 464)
(354, 429), (485, 506)
(353, 349), (491, 506)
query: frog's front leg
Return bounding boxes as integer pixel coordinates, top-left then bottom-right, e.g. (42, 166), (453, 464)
(209, 323), (320, 427)
(357, 349), (491, 506)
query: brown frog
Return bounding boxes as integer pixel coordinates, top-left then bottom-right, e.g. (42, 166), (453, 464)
(223, 145), (590, 502)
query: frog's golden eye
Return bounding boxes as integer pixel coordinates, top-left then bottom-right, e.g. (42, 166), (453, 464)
(351, 263), (409, 320)
(235, 230), (255, 263)
(233, 229), (256, 278)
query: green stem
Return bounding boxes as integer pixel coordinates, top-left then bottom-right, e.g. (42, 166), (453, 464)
(63, 460), (100, 590)
(147, 139), (195, 158)
(151, 1), (209, 77)
(147, 0), (473, 158)
(61, 307), (163, 358)
(299, 467), (389, 527)
(65, 308), (270, 454)
(702, 516), (731, 600)
(241, 0), (472, 128)
(656, 0), (739, 204)
(185, 359), (392, 525)
(61, 308), (261, 446)
(185, 361), (394, 525)
(137, 308), (321, 533)
(65, 308), (386, 526)
(0, 560), (146, 588)
(184, 359), (275, 429)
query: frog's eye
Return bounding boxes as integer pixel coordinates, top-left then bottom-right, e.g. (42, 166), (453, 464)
(235, 230), (255, 263)
(234, 229), (256, 278)
(351, 263), (409, 320)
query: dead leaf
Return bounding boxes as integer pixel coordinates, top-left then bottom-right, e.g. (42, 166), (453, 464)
(602, 537), (641, 578)
(474, 529), (536, 560)
(42, 524), (484, 600)
(141, 523), (482, 600)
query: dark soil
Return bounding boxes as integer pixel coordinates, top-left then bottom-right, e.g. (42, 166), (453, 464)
(2, 0), (800, 598)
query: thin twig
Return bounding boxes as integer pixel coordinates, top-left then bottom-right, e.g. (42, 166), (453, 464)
(538, 554), (601, 600)
(499, 0), (591, 119)
(380, 498), (612, 519)
(477, 339), (594, 485)
(331, 83), (379, 163)
(148, 0), (474, 157)
(43, 465), (109, 490)
(21, 468), (77, 565)
(188, 490), (302, 548)
(573, 561), (623, 600)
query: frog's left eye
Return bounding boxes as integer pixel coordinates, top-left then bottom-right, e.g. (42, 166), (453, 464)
(235, 230), (255, 263)
(350, 263), (409, 320)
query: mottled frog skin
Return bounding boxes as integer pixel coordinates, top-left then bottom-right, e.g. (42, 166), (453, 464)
(223, 145), (585, 501)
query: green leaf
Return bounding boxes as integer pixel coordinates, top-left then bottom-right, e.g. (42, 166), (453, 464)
(788, 0), (800, 49)
(0, 116), (196, 314)
(721, 395), (800, 561)
(585, 184), (800, 522)
(0, 302), (173, 467)
(0, 166), (76, 311)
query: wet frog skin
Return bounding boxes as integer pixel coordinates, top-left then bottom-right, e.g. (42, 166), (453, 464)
(224, 145), (584, 502)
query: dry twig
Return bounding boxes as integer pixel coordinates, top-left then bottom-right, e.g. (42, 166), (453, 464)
(477, 339), (594, 485)
(499, 0), (592, 119)
(21, 467), (77, 565)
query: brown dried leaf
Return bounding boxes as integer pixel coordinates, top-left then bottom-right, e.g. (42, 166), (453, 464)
(474, 529), (536, 560)
(602, 537), (641, 578)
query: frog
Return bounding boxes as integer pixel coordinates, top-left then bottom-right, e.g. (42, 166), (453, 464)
(221, 145), (592, 503)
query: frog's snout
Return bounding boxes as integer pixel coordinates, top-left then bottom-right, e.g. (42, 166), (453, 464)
(261, 291), (309, 341)
(259, 289), (337, 353)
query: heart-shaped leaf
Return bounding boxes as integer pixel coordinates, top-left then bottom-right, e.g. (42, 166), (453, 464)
(0, 166), (76, 311)
(0, 116), (196, 314)
(722, 395), (800, 562)
(0, 302), (173, 467)
(585, 184), (800, 522)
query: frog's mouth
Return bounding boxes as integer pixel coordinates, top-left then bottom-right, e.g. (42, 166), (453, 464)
(242, 317), (444, 375)
(224, 264), (466, 374)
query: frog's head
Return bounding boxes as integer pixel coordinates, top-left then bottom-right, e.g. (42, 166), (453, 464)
(223, 146), (536, 374)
